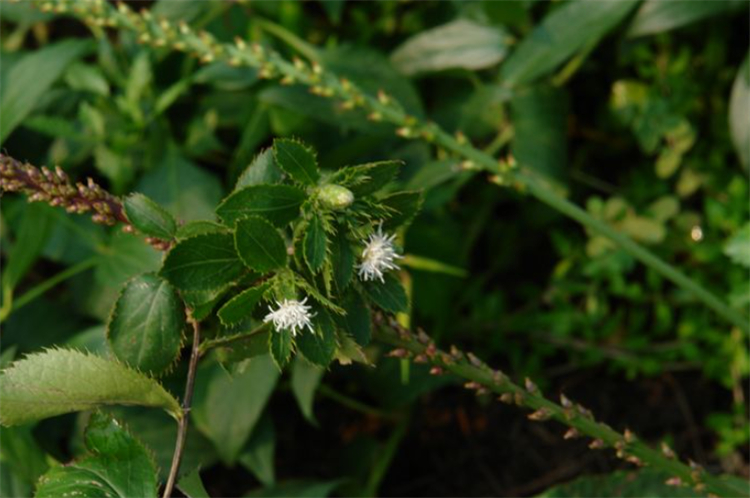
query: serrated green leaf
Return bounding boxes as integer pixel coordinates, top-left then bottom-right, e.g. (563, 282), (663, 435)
(107, 274), (185, 376)
(273, 138), (320, 186)
(337, 292), (371, 346)
(500, 0), (639, 86)
(192, 356), (279, 464)
(338, 160), (402, 197)
(236, 148), (283, 190)
(330, 229), (355, 291)
(175, 220), (225, 240)
(391, 19), (510, 76)
(362, 274), (408, 313)
(381, 191), (423, 230)
(269, 329), (294, 369)
(161, 233), (245, 292)
(124, 193), (177, 240)
(216, 185), (307, 227)
(235, 216), (288, 273)
(182, 285), (232, 322)
(291, 358), (324, 425)
(35, 412), (159, 498)
(218, 283), (270, 326)
(0, 349), (181, 426)
(304, 215), (327, 274)
(296, 306), (337, 367)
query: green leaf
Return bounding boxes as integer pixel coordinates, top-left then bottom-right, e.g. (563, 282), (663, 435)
(236, 148), (283, 190)
(724, 223), (750, 268)
(161, 233), (245, 292)
(330, 229), (355, 291)
(107, 274), (186, 376)
(304, 215), (328, 274)
(337, 292), (371, 346)
(95, 231), (162, 289)
(235, 216), (288, 273)
(177, 468), (210, 498)
(291, 358), (324, 425)
(0, 349), (181, 426)
(0, 39), (92, 142)
(0, 425), (48, 487)
(246, 480), (342, 498)
(391, 19), (510, 76)
(381, 191), (423, 230)
(176, 220), (225, 240)
(511, 85), (568, 180)
(123, 193), (177, 240)
(35, 412), (158, 498)
(2, 203), (55, 292)
(216, 184), (307, 227)
(337, 161), (402, 197)
(362, 274), (408, 313)
(500, 0), (639, 86)
(627, 0), (743, 38)
(269, 329), (294, 369)
(239, 412), (276, 487)
(64, 61), (110, 96)
(537, 468), (707, 497)
(273, 138), (320, 186)
(217, 282), (271, 326)
(296, 306), (337, 367)
(192, 356), (279, 464)
(730, 53), (750, 170)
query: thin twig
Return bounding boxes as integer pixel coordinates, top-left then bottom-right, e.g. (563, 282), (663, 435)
(163, 315), (202, 498)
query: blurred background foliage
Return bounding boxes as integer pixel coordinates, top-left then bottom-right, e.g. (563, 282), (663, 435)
(0, 0), (748, 496)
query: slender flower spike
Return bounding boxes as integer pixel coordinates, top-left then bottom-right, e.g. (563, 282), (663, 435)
(358, 225), (401, 282)
(263, 298), (315, 336)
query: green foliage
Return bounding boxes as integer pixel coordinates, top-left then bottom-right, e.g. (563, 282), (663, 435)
(123, 193), (178, 240)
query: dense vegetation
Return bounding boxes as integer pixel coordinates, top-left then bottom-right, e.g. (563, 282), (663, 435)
(0, 1), (748, 496)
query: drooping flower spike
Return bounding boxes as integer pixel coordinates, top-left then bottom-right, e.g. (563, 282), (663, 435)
(357, 224), (401, 283)
(263, 297), (315, 336)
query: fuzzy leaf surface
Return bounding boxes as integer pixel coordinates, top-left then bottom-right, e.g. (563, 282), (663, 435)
(216, 185), (307, 226)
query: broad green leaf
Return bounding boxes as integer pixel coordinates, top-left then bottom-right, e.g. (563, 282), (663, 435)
(0, 349), (181, 426)
(269, 329), (294, 369)
(161, 233), (245, 291)
(215, 330), (271, 366)
(330, 229), (355, 291)
(730, 53), (750, 170)
(95, 231), (162, 289)
(35, 412), (158, 498)
(216, 185), (307, 226)
(0, 39), (91, 142)
(391, 19), (510, 76)
(273, 138), (320, 185)
(337, 292), (371, 346)
(724, 223), (750, 268)
(176, 220), (225, 240)
(192, 356), (279, 464)
(246, 480), (342, 498)
(137, 147), (223, 222)
(291, 358), (324, 425)
(64, 61), (109, 96)
(304, 215), (327, 274)
(500, 0), (639, 86)
(336, 161), (402, 197)
(235, 216), (288, 273)
(381, 191), (423, 230)
(2, 203), (55, 291)
(218, 283), (270, 326)
(177, 468), (210, 498)
(0, 426), (48, 487)
(236, 148), (283, 190)
(296, 306), (337, 367)
(627, 0), (744, 38)
(362, 273), (408, 313)
(107, 274), (186, 375)
(183, 285), (232, 322)
(511, 85), (568, 180)
(239, 412), (276, 487)
(124, 193), (177, 240)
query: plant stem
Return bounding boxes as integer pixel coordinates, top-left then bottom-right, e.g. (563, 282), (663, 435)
(163, 316), (201, 498)
(316, 383), (396, 420)
(372, 314), (745, 498)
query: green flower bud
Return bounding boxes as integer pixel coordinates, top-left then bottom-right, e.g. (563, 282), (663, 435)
(318, 184), (354, 210)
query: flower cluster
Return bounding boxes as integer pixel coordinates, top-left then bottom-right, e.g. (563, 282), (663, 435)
(357, 225), (401, 283)
(263, 298), (315, 336)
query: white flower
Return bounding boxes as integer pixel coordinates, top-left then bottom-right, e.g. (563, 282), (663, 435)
(357, 225), (401, 282)
(263, 297), (315, 336)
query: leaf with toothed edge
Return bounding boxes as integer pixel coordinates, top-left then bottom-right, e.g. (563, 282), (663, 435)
(107, 273), (186, 376)
(35, 411), (159, 498)
(304, 214), (328, 274)
(380, 191), (423, 230)
(0, 349), (181, 426)
(217, 282), (271, 326)
(269, 328), (294, 370)
(123, 193), (177, 240)
(234, 216), (288, 273)
(333, 160), (402, 197)
(362, 273), (408, 313)
(273, 138), (320, 186)
(161, 233), (246, 292)
(216, 184), (307, 227)
(297, 305), (337, 367)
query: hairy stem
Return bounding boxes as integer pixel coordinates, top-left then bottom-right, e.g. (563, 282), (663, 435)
(163, 316), (201, 498)
(33, 0), (748, 333)
(372, 313), (744, 498)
